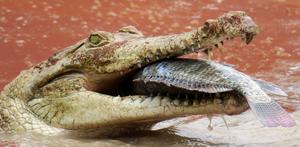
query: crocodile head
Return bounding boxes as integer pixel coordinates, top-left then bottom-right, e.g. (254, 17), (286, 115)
(1, 11), (259, 136)
(50, 11), (258, 93)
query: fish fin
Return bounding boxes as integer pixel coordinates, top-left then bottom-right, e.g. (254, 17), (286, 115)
(253, 78), (288, 97)
(247, 98), (296, 127)
(216, 63), (288, 97)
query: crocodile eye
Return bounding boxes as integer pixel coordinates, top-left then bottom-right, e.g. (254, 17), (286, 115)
(118, 26), (143, 36)
(87, 31), (112, 47)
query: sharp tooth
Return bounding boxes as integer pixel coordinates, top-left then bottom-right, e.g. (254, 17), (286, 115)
(184, 94), (193, 106)
(137, 63), (142, 68)
(133, 98), (143, 104)
(193, 98), (199, 106)
(172, 99), (180, 106)
(123, 98), (132, 104)
(183, 100), (189, 106)
(143, 97), (152, 105)
(227, 97), (237, 106)
(214, 98), (222, 105)
(218, 42), (223, 48)
(113, 96), (122, 102)
(200, 99), (206, 106)
(145, 58), (150, 63)
(197, 43), (202, 48)
(205, 48), (213, 60)
(152, 96), (161, 106)
(245, 32), (254, 44)
(161, 97), (171, 106)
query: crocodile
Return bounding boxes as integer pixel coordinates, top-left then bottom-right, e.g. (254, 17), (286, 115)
(0, 11), (260, 137)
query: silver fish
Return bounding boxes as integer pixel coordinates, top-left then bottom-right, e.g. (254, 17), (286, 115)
(133, 58), (296, 127)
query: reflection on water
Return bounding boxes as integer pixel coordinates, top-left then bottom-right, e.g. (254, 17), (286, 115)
(1, 0), (300, 146)
(171, 111), (300, 146)
(1, 113), (300, 146)
(0, 133), (133, 147)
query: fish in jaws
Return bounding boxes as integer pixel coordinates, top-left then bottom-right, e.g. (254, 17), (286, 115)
(133, 58), (296, 127)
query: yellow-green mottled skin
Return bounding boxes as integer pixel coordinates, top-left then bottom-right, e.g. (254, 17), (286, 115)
(0, 11), (259, 137)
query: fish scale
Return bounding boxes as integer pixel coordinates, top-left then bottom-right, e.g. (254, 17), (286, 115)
(152, 59), (234, 92)
(133, 58), (296, 127)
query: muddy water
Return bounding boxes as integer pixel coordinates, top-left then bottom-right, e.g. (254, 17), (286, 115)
(1, 0), (300, 146)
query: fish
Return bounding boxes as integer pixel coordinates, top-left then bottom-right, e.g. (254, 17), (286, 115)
(132, 58), (296, 127)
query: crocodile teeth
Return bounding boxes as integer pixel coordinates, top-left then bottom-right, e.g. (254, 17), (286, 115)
(172, 99), (180, 106)
(137, 63), (142, 68)
(151, 96), (161, 106)
(123, 98), (133, 104)
(161, 97), (171, 106)
(133, 98), (143, 104)
(193, 98), (200, 106)
(142, 97), (152, 106)
(183, 100), (190, 106)
(227, 97), (237, 106)
(112, 96), (121, 103)
(245, 32), (255, 44)
(214, 98), (222, 105)
(200, 99), (206, 106)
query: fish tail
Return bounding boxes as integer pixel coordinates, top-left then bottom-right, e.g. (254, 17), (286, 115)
(247, 98), (296, 127)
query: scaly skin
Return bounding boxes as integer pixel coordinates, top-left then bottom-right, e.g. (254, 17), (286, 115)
(0, 11), (258, 137)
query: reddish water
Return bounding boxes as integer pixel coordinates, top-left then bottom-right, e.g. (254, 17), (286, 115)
(1, 0), (300, 146)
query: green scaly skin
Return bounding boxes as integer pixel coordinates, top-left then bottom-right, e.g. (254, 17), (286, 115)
(0, 11), (258, 137)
